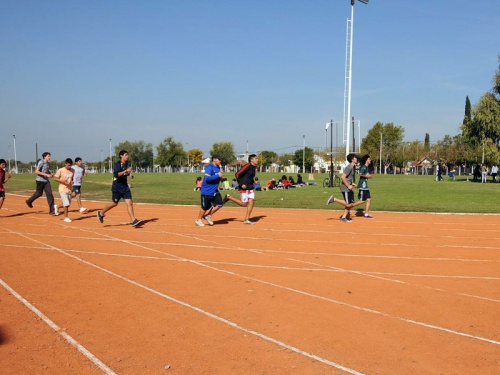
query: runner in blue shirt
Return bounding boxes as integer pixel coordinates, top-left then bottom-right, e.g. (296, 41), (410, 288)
(195, 154), (224, 227)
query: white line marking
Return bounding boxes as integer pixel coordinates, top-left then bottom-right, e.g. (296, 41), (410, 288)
(4, 228), (365, 375)
(0, 278), (116, 375)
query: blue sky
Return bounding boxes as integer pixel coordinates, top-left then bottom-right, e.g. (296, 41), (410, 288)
(1, 0), (499, 162)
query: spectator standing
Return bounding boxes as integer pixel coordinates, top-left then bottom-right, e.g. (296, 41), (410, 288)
(481, 164), (488, 183)
(491, 164), (498, 183)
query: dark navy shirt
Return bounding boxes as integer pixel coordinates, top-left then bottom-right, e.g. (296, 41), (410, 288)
(112, 161), (130, 193)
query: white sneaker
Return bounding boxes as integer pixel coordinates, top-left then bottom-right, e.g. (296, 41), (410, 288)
(195, 219), (205, 227)
(54, 205), (59, 216)
(63, 217), (72, 223)
(243, 220), (255, 225)
(79, 207), (87, 213)
(204, 215), (214, 226)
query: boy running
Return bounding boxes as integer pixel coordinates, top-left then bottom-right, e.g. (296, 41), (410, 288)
(0, 159), (12, 212)
(71, 157), (87, 212)
(223, 154), (258, 224)
(54, 158), (75, 222)
(97, 150), (141, 227)
(357, 154), (374, 218)
(26, 152), (56, 214)
(195, 154), (224, 227)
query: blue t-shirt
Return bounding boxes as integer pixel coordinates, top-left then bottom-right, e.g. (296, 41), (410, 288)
(112, 161), (130, 193)
(201, 164), (221, 196)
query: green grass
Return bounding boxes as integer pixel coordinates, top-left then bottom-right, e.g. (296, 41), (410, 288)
(6, 172), (499, 214)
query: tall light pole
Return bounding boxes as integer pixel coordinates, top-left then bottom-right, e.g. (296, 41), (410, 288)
(100, 149), (103, 173)
(343, 0), (369, 158)
(326, 120), (334, 187)
(13, 135), (18, 173)
(302, 135), (305, 173)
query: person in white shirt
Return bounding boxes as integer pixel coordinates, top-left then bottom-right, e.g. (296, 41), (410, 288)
(71, 157), (87, 212)
(491, 165), (498, 183)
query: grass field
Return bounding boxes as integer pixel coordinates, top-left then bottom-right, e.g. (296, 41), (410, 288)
(5, 171), (499, 213)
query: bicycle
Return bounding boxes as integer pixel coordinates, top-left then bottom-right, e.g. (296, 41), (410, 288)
(323, 174), (341, 188)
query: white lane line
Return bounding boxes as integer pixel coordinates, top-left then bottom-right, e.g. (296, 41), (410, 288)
(0, 278), (116, 375)
(4, 228), (365, 375)
(6, 217), (500, 349)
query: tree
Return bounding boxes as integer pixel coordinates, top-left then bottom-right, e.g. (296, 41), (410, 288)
(293, 147), (315, 172)
(463, 96), (472, 125)
(187, 149), (204, 166)
(259, 150), (278, 168)
(424, 133), (430, 153)
(361, 122), (404, 173)
(210, 142), (236, 166)
(156, 137), (186, 167)
(114, 140), (153, 169)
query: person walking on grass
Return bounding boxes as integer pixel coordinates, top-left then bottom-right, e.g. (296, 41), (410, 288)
(0, 159), (12, 212)
(223, 154), (259, 224)
(54, 158), (75, 223)
(195, 154), (224, 227)
(26, 152), (56, 214)
(71, 157), (87, 213)
(97, 150), (141, 227)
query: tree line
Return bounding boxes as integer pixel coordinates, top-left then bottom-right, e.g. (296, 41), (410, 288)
(360, 57), (500, 172)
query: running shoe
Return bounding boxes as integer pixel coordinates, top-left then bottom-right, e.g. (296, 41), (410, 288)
(63, 217), (72, 223)
(204, 215), (214, 226)
(340, 217), (352, 223)
(326, 195), (335, 205)
(222, 194), (230, 204)
(195, 219), (205, 227)
(97, 210), (104, 223)
(79, 207), (88, 213)
(25, 200), (33, 208)
(243, 220), (255, 225)
(131, 219), (142, 227)
(364, 214), (374, 219)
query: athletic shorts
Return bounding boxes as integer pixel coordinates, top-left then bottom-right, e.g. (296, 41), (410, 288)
(341, 191), (355, 204)
(200, 193), (223, 211)
(59, 191), (72, 207)
(358, 190), (371, 201)
(239, 189), (255, 203)
(72, 185), (81, 195)
(0, 191), (5, 199)
(112, 190), (132, 203)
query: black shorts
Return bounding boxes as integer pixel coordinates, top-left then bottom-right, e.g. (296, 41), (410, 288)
(112, 190), (132, 203)
(341, 191), (355, 204)
(200, 194), (223, 211)
(358, 190), (371, 201)
(0, 191), (5, 199)
(72, 185), (81, 195)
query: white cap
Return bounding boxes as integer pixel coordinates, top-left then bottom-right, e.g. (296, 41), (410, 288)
(202, 158), (210, 163)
